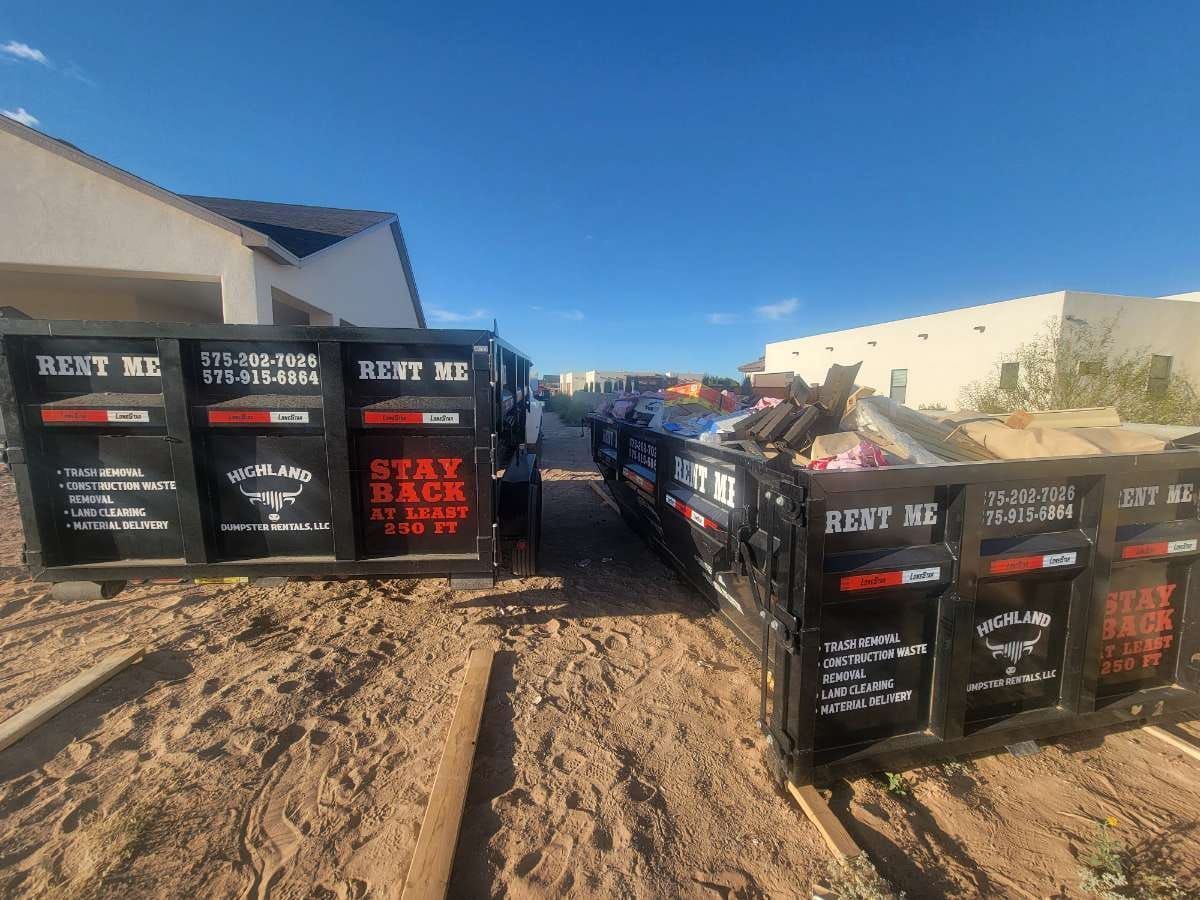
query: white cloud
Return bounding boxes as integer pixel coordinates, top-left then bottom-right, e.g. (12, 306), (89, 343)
(1, 41), (49, 66)
(427, 306), (489, 323)
(755, 298), (799, 320)
(63, 63), (96, 86)
(553, 309), (584, 321)
(1, 107), (39, 127)
(705, 312), (739, 325)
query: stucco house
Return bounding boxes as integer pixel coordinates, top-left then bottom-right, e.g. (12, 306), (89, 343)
(0, 115), (425, 327)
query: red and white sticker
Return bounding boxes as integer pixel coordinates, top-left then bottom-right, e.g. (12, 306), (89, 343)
(989, 551), (1078, 575)
(363, 411), (460, 425)
(840, 566), (941, 592)
(622, 466), (655, 494)
(665, 493), (722, 531)
(207, 409), (310, 425)
(1121, 538), (1199, 560)
(42, 408), (149, 424)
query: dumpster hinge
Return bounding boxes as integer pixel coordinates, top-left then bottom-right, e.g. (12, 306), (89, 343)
(766, 611), (801, 655)
(775, 483), (808, 528)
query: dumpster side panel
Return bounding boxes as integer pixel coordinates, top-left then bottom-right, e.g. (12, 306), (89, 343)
(587, 416), (1200, 785)
(0, 322), (528, 581)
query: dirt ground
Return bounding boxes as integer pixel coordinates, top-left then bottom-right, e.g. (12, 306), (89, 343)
(0, 413), (1197, 899)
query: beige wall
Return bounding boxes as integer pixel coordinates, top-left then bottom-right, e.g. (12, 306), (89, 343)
(1, 283), (221, 323)
(255, 223), (420, 328)
(764, 292), (1066, 408)
(0, 128), (262, 322)
(1062, 292), (1200, 382)
(763, 290), (1200, 408)
(0, 126), (423, 328)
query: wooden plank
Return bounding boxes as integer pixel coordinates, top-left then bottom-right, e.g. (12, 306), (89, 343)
(778, 406), (821, 450)
(588, 480), (620, 513)
(817, 362), (862, 422)
(787, 782), (862, 861)
(749, 401), (794, 440)
(788, 374), (813, 406)
(1143, 725), (1200, 763)
(402, 646), (496, 900)
(758, 404), (801, 443)
(732, 403), (778, 438)
(0, 645), (144, 753)
(1004, 406), (1120, 429)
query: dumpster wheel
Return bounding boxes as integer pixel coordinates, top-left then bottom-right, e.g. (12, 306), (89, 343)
(511, 477), (542, 577)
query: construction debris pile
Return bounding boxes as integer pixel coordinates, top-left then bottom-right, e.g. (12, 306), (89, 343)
(595, 362), (1200, 470)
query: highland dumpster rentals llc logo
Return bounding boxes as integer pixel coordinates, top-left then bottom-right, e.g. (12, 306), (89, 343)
(222, 463), (330, 532)
(967, 609), (1057, 692)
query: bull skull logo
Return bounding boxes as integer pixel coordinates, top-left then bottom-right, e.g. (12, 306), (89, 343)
(239, 483), (304, 521)
(986, 630), (1042, 675)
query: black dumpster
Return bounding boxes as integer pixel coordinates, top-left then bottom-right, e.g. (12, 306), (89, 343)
(0, 320), (541, 595)
(588, 414), (1200, 785)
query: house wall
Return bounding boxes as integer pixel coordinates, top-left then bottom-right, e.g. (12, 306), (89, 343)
(0, 125), (422, 328)
(764, 292), (1067, 408)
(1062, 292), (1200, 383)
(254, 223), (421, 328)
(0, 282), (221, 323)
(0, 127), (263, 321)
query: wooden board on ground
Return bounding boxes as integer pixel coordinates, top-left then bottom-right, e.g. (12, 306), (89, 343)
(0, 645), (145, 753)
(787, 782), (862, 861)
(1143, 724), (1200, 763)
(402, 645), (497, 900)
(588, 480), (620, 513)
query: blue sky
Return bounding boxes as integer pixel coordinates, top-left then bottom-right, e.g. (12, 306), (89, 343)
(3, 2), (1200, 378)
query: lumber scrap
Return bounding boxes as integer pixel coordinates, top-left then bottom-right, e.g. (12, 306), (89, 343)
(588, 480), (620, 513)
(787, 782), (863, 860)
(843, 385), (875, 417)
(788, 374), (813, 406)
(750, 402), (795, 442)
(758, 405), (803, 444)
(733, 403), (779, 438)
(818, 362), (862, 422)
(1143, 725), (1200, 763)
(0, 645), (144, 754)
(1004, 406), (1120, 430)
(729, 440), (767, 459)
(778, 406), (821, 450)
(402, 646), (496, 900)
(811, 431), (862, 460)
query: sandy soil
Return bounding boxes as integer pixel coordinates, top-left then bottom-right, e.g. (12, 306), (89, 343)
(0, 413), (1196, 899)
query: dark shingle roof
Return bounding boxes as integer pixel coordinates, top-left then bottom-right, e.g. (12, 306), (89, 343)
(182, 195), (395, 258)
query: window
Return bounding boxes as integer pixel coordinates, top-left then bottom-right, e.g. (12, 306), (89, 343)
(1148, 354), (1173, 397)
(1000, 362), (1020, 390)
(1077, 360), (1102, 377)
(889, 369), (907, 403)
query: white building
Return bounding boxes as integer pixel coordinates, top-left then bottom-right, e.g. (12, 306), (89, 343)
(558, 370), (706, 395)
(761, 290), (1200, 409)
(0, 115), (425, 327)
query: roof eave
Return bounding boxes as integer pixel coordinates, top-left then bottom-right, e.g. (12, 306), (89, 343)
(239, 229), (301, 266)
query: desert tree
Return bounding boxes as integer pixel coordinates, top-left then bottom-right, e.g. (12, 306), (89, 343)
(959, 315), (1200, 425)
